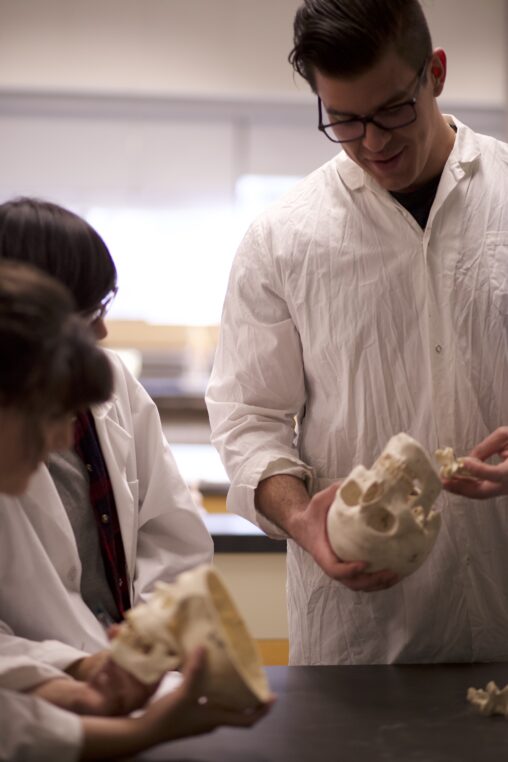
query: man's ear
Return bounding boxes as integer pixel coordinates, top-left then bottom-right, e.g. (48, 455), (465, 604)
(430, 48), (447, 97)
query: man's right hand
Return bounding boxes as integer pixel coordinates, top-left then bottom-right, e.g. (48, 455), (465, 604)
(290, 482), (399, 592)
(255, 475), (399, 592)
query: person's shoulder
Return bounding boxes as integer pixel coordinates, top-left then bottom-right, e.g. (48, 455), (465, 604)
(457, 119), (508, 160)
(101, 347), (145, 400)
(251, 154), (342, 231)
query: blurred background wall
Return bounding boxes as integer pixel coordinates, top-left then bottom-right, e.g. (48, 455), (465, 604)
(0, 0), (506, 392)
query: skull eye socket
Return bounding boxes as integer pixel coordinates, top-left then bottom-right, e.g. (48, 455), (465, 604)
(340, 479), (383, 506)
(340, 480), (362, 506)
(366, 506), (396, 533)
(363, 482), (382, 503)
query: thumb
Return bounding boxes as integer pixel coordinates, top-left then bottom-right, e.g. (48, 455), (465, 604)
(179, 647), (207, 699)
(461, 457), (507, 483)
(314, 481), (341, 509)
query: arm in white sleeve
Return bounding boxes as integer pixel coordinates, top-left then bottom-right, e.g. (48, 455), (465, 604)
(0, 688), (82, 762)
(206, 219), (315, 535)
(0, 620), (89, 686)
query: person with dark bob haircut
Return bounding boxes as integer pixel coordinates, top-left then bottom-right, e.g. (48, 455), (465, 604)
(0, 198), (214, 687)
(0, 262), (269, 762)
(206, 0), (508, 665)
(0, 197), (117, 315)
(0, 261), (113, 495)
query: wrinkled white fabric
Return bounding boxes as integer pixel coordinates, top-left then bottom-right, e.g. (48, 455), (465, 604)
(0, 635), (80, 691)
(0, 688), (81, 762)
(207, 117), (508, 664)
(0, 350), (213, 657)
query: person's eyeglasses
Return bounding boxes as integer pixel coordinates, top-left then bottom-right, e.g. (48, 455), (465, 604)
(82, 287), (118, 325)
(318, 58), (429, 144)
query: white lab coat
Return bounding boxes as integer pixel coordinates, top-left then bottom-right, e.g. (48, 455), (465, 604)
(0, 630), (82, 761)
(207, 117), (508, 664)
(0, 644), (82, 762)
(0, 688), (81, 762)
(0, 350), (213, 659)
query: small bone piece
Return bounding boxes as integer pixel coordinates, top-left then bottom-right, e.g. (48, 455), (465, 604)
(467, 681), (508, 716)
(110, 564), (271, 710)
(435, 446), (477, 480)
(326, 433), (442, 579)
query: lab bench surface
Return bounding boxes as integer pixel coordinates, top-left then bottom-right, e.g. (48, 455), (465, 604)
(136, 663), (507, 761)
(203, 512), (286, 553)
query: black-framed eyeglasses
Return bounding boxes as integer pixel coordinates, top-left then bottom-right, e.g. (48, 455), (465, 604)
(82, 286), (118, 325)
(318, 58), (429, 144)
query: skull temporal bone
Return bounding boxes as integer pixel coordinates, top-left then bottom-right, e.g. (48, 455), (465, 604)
(326, 433), (442, 579)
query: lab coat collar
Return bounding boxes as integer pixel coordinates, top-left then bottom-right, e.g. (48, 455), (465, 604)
(336, 114), (481, 193)
(91, 394), (118, 421)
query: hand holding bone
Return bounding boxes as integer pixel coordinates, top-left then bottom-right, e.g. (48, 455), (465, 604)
(441, 427), (508, 499)
(108, 565), (272, 711)
(287, 481), (401, 592)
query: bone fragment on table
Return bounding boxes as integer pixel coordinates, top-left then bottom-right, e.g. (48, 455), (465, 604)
(467, 681), (508, 716)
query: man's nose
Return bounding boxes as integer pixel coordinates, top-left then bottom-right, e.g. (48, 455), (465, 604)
(361, 121), (392, 152)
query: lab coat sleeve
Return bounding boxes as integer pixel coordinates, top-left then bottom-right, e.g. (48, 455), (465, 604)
(0, 688), (82, 762)
(113, 359), (213, 601)
(206, 219), (315, 536)
(0, 620), (89, 685)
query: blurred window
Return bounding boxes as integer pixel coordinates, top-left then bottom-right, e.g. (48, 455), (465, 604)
(86, 174), (301, 326)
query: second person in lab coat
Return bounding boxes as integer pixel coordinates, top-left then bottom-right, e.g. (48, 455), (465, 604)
(0, 197), (213, 679)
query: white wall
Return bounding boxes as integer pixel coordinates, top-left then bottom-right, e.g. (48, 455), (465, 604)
(0, 0), (505, 105)
(0, 1), (505, 219)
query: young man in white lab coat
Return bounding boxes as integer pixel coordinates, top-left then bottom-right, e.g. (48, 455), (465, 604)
(206, 0), (508, 664)
(0, 198), (213, 681)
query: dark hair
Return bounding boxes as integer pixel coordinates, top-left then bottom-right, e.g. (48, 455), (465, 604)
(0, 198), (117, 313)
(289, 0), (433, 90)
(0, 261), (113, 415)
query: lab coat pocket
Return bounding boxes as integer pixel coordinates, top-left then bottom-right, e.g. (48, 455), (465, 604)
(486, 232), (508, 316)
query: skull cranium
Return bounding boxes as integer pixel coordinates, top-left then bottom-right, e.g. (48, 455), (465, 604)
(326, 433), (442, 579)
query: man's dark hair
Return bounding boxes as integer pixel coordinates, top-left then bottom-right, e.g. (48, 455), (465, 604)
(289, 0), (433, 90)
(0, 261), (113, 415)
(0, 197), (117, 313)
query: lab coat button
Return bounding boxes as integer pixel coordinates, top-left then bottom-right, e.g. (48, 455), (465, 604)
(118, 578), (124, 587)
(101, 513), (110, 524)
(435, 344), (442, 353)
(86, 464), (93, 472)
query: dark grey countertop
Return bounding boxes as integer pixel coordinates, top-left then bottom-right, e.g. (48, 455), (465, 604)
(167, 445), (286, 553)
(203, 512), (286, 554)
(137, 663), (507, 761)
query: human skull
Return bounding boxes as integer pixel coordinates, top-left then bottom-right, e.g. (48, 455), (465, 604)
(109, 564), (270, 709)
(326, 433), (442, 579)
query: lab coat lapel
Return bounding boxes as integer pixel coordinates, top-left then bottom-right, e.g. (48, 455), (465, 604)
(92, 399), (138, 589)
(22, 467), (81, 582)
